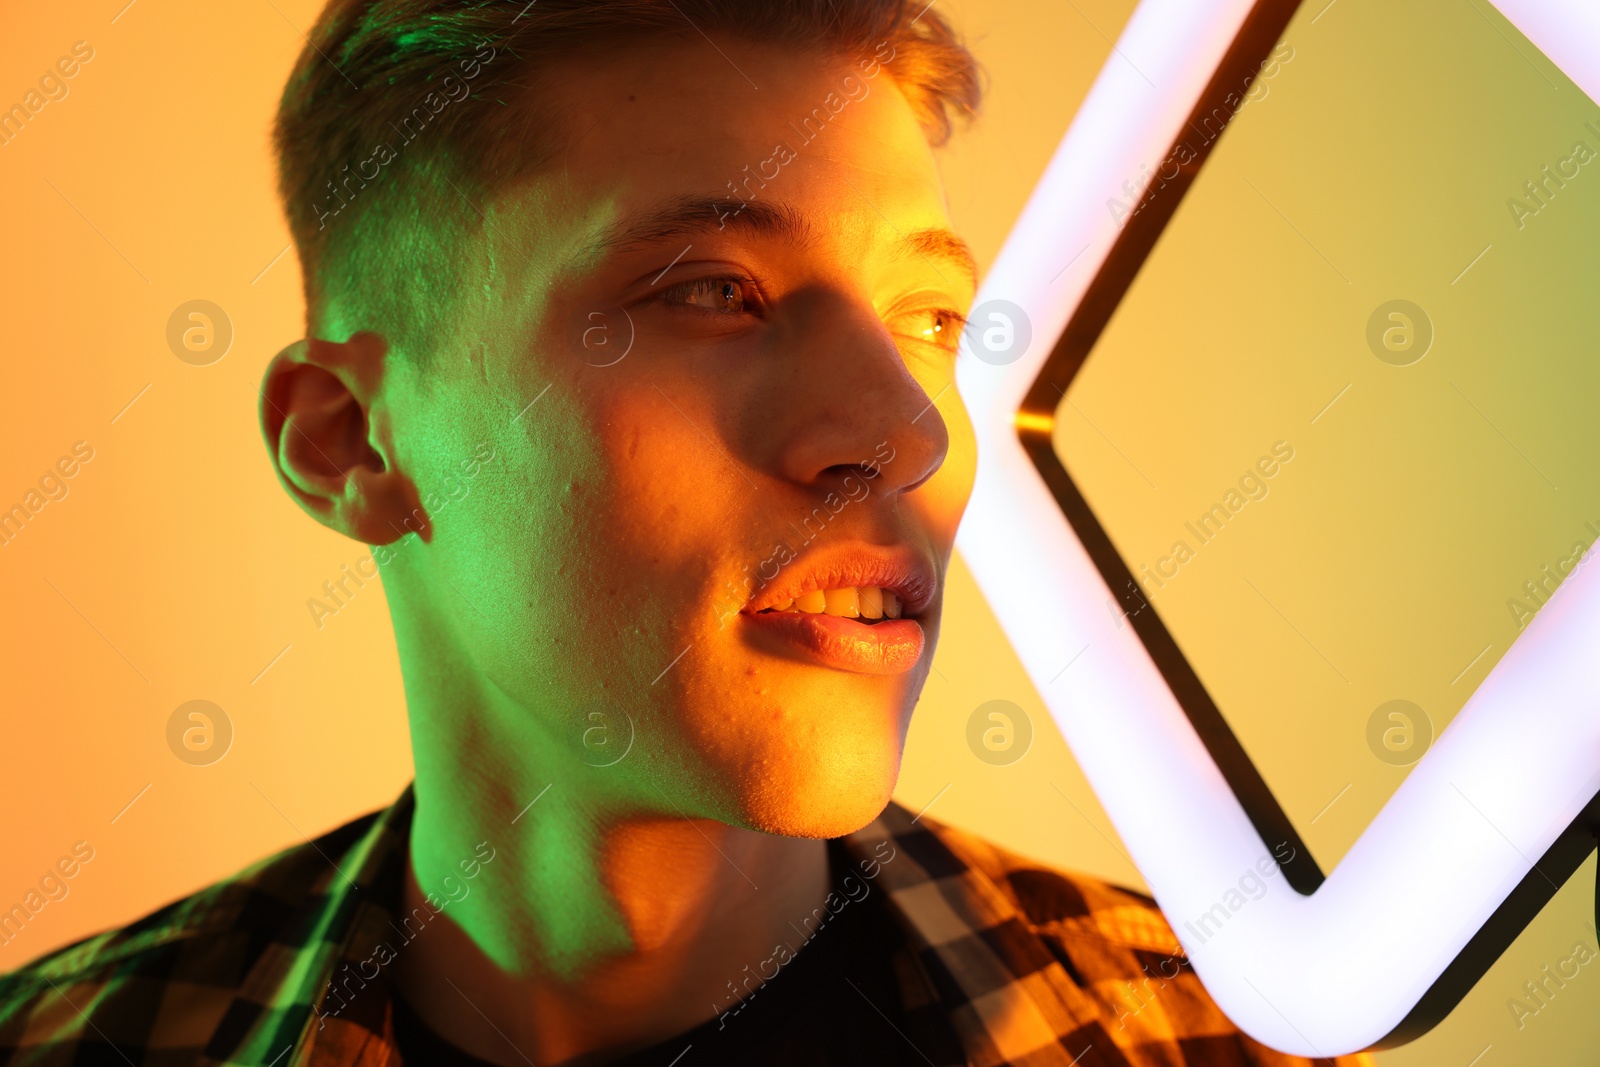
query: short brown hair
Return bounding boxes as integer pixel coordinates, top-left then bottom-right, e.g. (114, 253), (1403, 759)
(272, 0), (983, 354)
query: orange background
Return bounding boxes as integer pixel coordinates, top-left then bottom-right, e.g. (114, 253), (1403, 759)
(0, 1), (1592, 1062)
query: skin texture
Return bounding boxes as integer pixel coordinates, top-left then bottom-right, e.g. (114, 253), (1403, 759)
(259, 33), (978, 1067)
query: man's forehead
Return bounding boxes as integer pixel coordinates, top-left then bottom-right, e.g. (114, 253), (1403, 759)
(480, 38), (971, 293)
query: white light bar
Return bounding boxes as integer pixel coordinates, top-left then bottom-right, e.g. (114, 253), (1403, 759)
(955, 0), (1600, 1055)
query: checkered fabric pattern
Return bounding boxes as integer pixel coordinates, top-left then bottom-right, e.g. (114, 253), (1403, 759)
(0, 786), (1375, 1066)
(856, 804), (1373, 1067)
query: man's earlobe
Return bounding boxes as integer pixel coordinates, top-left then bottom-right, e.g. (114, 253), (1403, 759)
(258, 334), (421, 545)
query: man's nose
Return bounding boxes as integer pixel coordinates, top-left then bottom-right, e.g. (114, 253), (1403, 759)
(765, 290), (949, 499)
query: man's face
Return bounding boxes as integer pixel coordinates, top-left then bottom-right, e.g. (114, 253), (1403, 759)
(385, 36), (978, 838)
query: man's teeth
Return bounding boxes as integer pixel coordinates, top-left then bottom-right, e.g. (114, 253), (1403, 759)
(765, 587), (902, 619)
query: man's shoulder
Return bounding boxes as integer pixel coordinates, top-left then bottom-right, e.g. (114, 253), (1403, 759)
(862, 803), (1374, 1067)
(906, 806), (1182, 953)
(0, 804), (387, 1063)
(867, 800), (1183, 958)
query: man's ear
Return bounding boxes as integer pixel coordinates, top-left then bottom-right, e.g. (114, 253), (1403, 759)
(259, 332), (422, 544)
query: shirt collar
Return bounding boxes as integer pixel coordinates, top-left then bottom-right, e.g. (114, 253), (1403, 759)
(274, 785), (415, 1067)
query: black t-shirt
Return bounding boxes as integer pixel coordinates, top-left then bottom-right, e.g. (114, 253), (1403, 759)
(391, 838), (935, 1066)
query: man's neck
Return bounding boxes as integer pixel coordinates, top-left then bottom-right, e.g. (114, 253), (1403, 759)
(391, 783), (832, 1067)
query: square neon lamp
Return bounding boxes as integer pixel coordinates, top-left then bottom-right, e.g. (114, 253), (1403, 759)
(956, 0), (1600, 1054)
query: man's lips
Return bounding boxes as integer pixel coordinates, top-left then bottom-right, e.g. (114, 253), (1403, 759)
(744, 544), (936, 616)
(736, 541), (937, 674)
(741, 610), (924, 675)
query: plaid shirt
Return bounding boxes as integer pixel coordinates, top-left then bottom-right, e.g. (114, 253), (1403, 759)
(0, 786), (1373, 1066)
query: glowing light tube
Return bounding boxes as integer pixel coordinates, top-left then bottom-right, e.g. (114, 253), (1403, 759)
(954, 0), (1600, 1054)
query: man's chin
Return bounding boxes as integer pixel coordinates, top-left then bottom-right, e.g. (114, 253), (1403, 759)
(732, 753), (903, 840)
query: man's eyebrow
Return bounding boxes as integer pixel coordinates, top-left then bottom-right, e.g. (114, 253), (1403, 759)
(898, 227), (979, 291)
(576, 194), (978, 290)
(577, 196), (816, 264)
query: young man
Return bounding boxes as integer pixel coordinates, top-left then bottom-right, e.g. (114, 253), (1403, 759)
(0, 2), (1372, 1064)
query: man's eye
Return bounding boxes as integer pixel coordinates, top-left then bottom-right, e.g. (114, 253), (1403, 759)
(898, 308), (967, 352)
(654, 275), (752, 314)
